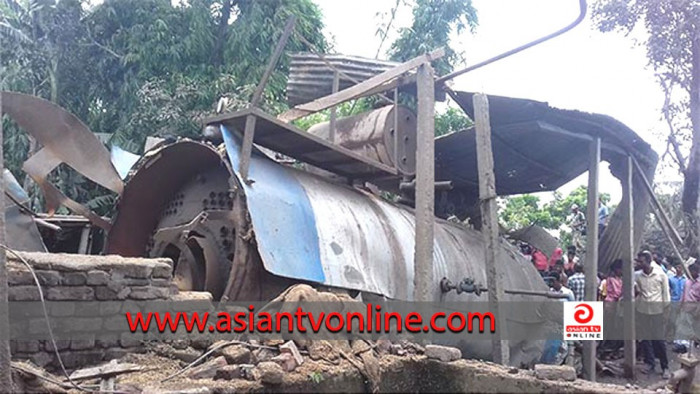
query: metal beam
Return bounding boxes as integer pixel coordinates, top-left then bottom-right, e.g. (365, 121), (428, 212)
(413, 63), (435, 302)
(329, 71), (340, 144)
(623, 156), (636, 379)
(240, 16), (296, 180)
(436, 0), (587, 84)
(583, 137), (600, 381)
(473, 93), (509, 365)
(634, 159), (683, 245)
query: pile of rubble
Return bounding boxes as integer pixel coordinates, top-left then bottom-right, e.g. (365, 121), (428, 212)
(11, 337), (646, 393)
(178, 338), (452, 387)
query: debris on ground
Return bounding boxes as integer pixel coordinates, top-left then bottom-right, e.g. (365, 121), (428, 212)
(8, 285), (659, 393)
(534, 364), (577, 382)
(425, 344), (462, 362)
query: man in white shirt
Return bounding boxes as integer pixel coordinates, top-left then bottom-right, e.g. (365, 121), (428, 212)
(635, 251), (671, 378)
(550, 271), (575, 302)
(598, 197), (609, 237)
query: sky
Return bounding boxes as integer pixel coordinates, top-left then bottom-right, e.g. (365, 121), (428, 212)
(315, 0), (678, 205)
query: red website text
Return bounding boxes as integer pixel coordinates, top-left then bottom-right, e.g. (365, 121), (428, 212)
(125, 304), (496, 334)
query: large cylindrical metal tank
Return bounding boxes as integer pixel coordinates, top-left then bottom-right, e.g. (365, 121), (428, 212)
(307, 105), (417, 175)
(107, 137), (549, 365)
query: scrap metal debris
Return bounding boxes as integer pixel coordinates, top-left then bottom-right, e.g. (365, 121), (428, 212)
(1, 91), (124, 230)
(68, 360), (144, 381)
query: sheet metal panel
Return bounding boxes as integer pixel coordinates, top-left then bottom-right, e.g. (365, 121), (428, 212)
(222, 126), (325, 283)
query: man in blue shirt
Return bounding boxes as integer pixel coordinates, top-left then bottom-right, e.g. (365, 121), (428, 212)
(669, 262), (688, 353)
(669, 262), (686, 302)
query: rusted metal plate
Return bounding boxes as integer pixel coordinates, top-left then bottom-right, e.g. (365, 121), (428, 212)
(1, 92), (123, 194)
(106, 141), (225, 257)
(1, 92), (124, 229)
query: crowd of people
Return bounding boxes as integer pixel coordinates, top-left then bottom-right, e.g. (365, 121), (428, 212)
(518, 240), (700, 378)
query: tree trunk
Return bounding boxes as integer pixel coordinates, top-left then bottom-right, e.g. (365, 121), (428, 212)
(682, 34), (700, 257)
(49, 58), (58, 103)
(211, 0), (234, 67)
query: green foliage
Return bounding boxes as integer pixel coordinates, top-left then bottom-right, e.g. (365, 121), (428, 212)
(83, 0), (327, 147)
(499, 194), (557, 231)
(435, 106), (471, 136)
(499, 186), (612, 246)
(292, 99), (374, 131)
(308, 371), (324, 384)
(642, 183), (686, 257)
(592, 1), (697, 144)
(1, 0), (328, 215)
(388, 0), (478, 75)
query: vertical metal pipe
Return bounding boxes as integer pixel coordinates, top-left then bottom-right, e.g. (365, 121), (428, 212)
(583, 137), (600, 381)
(623, 156), (636, 379)
(474, 93), (509, 365)
(413, 64), (435, 302)
(78, 225), (92, 254)
(0, 92), (12, 388)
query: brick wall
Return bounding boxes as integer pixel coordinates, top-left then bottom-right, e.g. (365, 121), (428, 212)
(6, 252), (182, 369)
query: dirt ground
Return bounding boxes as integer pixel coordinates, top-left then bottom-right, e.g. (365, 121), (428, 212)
(47, 350), (647, 394)
(597, 347), (700, 392)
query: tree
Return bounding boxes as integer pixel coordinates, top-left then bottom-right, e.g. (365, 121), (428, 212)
(387, 0), (478, 75)
(499, 186), (612, 247)
(383, 0), (475, 135)
(1, 0), (328, 215)
(435, 106), (471, 136)
(642, 183), (685, 259)
(592, 0), (700, 256)
(499, 194), (557, 230)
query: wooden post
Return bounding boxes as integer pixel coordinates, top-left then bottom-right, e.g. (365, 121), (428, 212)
(623, 156), (636, 379)
(413, 63), (435, 302)
(329, 71), (340, 144)
(473, 93), (509, 365)
(583, 137), (600, 381)
(240, 16), (296, 180)
(0, 92), (12, 388)
(631, 157), (692, 279)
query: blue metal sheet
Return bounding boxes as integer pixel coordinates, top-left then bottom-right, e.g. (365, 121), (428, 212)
(221, 126), (325, 283)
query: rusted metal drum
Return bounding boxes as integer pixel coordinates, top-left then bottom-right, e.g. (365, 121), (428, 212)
(307, 105), (417, 175)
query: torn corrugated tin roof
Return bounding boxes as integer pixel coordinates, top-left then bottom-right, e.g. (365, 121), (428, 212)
(435, 91), (657, 196)
(287, 53), (399, 106)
